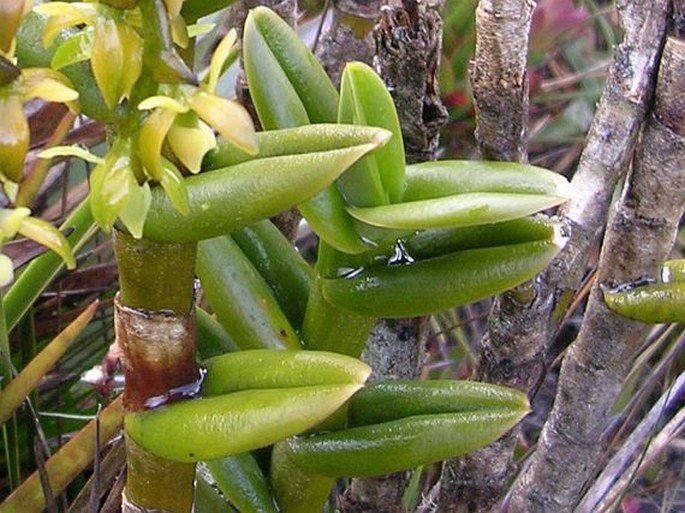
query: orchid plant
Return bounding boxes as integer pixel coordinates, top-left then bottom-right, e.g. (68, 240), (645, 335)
(6, 2), (666, 513)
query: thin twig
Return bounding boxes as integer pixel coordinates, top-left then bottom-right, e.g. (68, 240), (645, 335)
(576, 372), (685, 512)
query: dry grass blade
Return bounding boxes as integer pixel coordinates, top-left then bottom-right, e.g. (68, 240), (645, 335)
(0, 396), (124, 513)
(576, 372), (685, 512)
(0, 301), (99, 426)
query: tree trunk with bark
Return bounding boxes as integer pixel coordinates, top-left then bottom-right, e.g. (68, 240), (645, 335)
(437, 1), (535, 510)
(437, 1), (673, 511)
(508, 32), (685, 513)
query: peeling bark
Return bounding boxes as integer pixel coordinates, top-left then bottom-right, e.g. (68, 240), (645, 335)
(374, 0), (448, 163)
(508, 34), (685, 513)
(115, 300), (198, 413)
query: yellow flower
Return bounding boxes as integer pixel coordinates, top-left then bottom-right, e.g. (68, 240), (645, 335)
(137, 29), (257, 181)
(0, 0), (33, 56)
(0, 66), (78, 183)
(0, 206), (76, 285)
(35, 1), (143, 110)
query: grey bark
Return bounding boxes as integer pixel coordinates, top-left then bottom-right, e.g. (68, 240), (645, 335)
(436, 1), (536, 510)
(438, 1), (672, 512)
(509, 33), (685, 513)
(469, 0), (535, 163)
(315, 0), (382, 88)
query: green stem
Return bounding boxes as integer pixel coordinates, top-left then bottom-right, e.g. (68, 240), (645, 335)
(302, 274), (373, 357)
(113, 230), (198, 512)
(302, 242), (374, 357)
(114, 230), (196, 312)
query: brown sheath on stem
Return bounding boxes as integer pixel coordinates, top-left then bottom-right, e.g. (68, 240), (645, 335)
(115, 298), (199, 513)
(115, 297), (198, 412)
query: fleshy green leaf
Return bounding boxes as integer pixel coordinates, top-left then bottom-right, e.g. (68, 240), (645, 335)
(242, 7), (367, 254)
(245, 6), (339, 124)
(347, 380), (530, 427)
(125, 384), (364, 462)
(662, 259), (685, 283)
(603, 282), (685, 323)
(206, 454), (279, 513)
(143, 129), (389, 242)
(196, 236), (301, 351)
(202, 350), (371, 396)
(403, 160), (572, 201)
(283, 408), (528, 478)
(338, 62), (405, 205)
(322, 238), (564, 318)
(242, 12), (308, 130)
(347, 192), (569, 230)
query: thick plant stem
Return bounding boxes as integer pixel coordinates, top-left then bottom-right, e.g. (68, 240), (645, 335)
(508, 35), (685, 513)
(113, 230), (198, 513)
(437, 1), (535, 511)
(469, 0), (534, 163)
